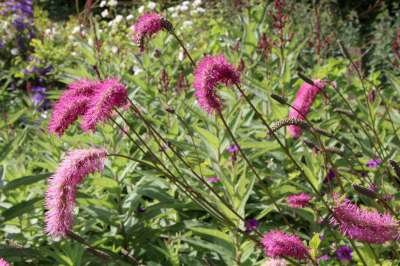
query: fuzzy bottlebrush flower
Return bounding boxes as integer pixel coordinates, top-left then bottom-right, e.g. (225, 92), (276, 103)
(193, 55), (240, 113)
(45, 148), (107, 237)
(287, 193), (312, 208)
(0, 258), (10, 266)
(131, 12), (170, 51)
(81, 78), (128, 132)
(207, 176), (220, 183)
(330, 197), (399, 244)
(261, 230), (309, 260)
(288, 80), (326, 138)
(48, 79), (99, 136)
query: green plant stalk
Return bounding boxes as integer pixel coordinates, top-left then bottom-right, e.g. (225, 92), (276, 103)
(233, 84), (369, 266)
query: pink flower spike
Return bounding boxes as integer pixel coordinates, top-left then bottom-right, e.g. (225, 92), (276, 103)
(193, 55), (240, 114)
(261, 230), (309, 260)
(288, 79), (326, 138)
(287, 193), (312, 208)
(131, 12), (170, 51)
(45, 148), (107, 237)
(0, 258), (10, 266)
(81, 78), (128, 132)
(330, 197), (399, 243)
(48, 79), (99, 136)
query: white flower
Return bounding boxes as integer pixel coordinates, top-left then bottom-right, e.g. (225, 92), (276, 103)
(111, 46), (118, 54)
(114, 15), (123, 24)
(138, 6), (144, 14)
(167, 6), (175, 12)
(88, 38), (94, 46)
(195, 7), (205, 13)
(171, 12), (178, 18)
(45, 28), (52, 35)
(71, 52), (77, 56)
(147, 1), (156, 10)
(132, 66), (143, 75)
(99, 0), (106, 7)
(178, 50), (184, 61)
(101, 9), (109, 18)
(192, 0), (202, 7)
(182, 1), (190, 6)
(179, 5), (189, 12)
(126, 14), (134, 21)
(108, 0), (118, 7)
(72, 26), (80, 34)
(182, 21), (193, 28)
(10, 48), (19, 55)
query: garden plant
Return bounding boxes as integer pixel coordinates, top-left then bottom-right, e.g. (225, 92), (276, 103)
(1, 0), (400, 265)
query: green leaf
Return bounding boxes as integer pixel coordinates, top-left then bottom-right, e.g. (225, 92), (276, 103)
(2, 173), (51, 191)
(1, 197), (42, 222)
(309, 233), (321, 260)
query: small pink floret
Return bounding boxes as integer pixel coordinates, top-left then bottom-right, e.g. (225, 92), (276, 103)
(261, 230), (309, 260)
(288, 80), (326, 138)
(287, 193), (312, 208)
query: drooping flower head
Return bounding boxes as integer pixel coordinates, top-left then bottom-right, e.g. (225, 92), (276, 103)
(81, 78), (128, 132)
(45, 148), (107, 237)
(287, 193), (312, 208)
(261, 230), (309, 260)
(330, 196), (399, 243)
(336, 246), (352, 261)
(0, 258), (10, 266)
(288, 80), (326, 138)
(131, 12), (171, 51)
(193, 55), (240, 113)
(48, 79), (99, 136)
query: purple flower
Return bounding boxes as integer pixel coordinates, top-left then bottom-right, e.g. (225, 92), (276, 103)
(207, 176), (220, 183)
(261, 230), (309, 260)
(317, 254), (330, 262)
(245, 218), (258, 232)
(324, 168), (336, 183)
(32, 86), (46, 106)
(227, 144), (239, 154)
(287, 193), (312, 208)
(336, 246), (352, 261)
(366, 158), (382, 169)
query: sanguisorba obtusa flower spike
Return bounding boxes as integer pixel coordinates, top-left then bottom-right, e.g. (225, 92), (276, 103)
(261, 230), (309, 260)
(131, 12), (172, 51)
(45, 148), (107, 237)
(48, 79), (99, 136)
(330, 196), (399, 243)
(286, 193), (312, 208)
(0, 258), (10, 266)
(288, 79), (326, 138)
(193, 55), (240, 113)
(81, 78), (128, 132)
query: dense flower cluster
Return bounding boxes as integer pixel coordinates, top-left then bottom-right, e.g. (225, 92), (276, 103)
(0, 258), (10, 266)
(331, 197), (399, 243)
(45, 148), (107, 237)
(193, 55), (240, 113)
(336, 245), (352, 261)
(288, 80), (326, 138)
(261, 230), (309, 260)
(286, 193), (312, 208)
(48, 78), (127, 135)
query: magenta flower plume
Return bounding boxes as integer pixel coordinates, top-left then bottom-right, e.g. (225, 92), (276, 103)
(287, 193), (312, 208)
(193, 55), (240, 113)
(131, 12), (170, 51)
(81, 78), (128, 132)
(261, 230), (309, 260)
(330, 197), (399, 243)
(48, 79), (98, 136)
(288, 80), (326, 138)
(45, 148), (107, 237)
(0, 258), (10, 266)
